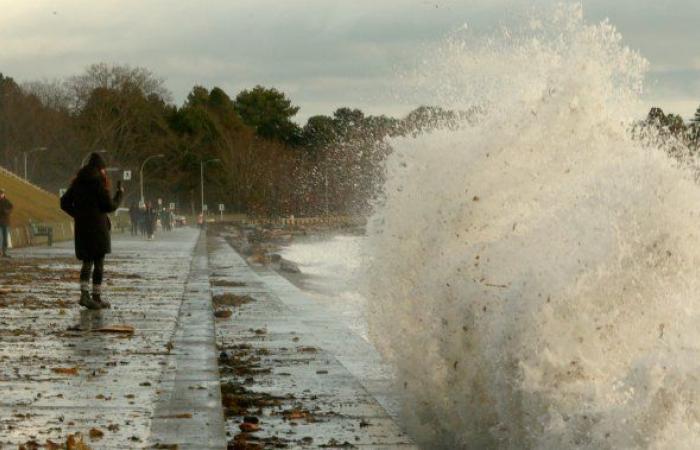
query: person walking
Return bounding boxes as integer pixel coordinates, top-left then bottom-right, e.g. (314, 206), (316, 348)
(128, 201), (139, 236)
(0, 189), (13, 258)
(60, 152), (123, 309)
(137, 204), (146, 236)
(144, 201), (156, 240)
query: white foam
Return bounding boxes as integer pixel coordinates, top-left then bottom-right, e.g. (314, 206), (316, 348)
(363, 4), (700, 449)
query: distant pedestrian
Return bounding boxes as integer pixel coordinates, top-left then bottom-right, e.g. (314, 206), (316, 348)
(0, 189), (13, 258)
(144, 201), (156, 240)
(60, 152), (123, 309)
(165, 209), (174, 231)
(159, 208), (170, 232)
(137, 205), (146, 236)
(128, 201), (139, 236)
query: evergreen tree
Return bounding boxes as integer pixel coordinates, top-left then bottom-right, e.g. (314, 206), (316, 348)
(691, 105), (700, 125)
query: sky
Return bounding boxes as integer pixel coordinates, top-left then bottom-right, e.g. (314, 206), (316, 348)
(0, 0), (698, 123)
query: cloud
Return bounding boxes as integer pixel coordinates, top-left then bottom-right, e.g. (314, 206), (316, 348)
(0, 1), (698, 122)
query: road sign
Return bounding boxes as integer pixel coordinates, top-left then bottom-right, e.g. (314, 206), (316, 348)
(169, 202), (175, 210)
(218, 203), (225, 212)
(202, 204), (208, 212)
(59, 188), (67, 197)
(157, 198), (163, 206)
(123, 170), (131, 181)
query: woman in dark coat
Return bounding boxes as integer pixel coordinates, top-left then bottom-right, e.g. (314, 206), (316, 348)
(60, 153), (123, 309)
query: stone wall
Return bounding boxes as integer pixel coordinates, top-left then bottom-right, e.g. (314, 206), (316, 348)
(7, 221), (73, 249)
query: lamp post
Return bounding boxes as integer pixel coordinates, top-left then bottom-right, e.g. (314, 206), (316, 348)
(81, 149), (108, 167)
(200, 158), (220, 214)
(23, 147), (47, 180)
(140, 154), (164, 205)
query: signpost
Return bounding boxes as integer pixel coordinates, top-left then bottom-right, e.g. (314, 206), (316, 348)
(202, 204), (208, 212)
(169, 202), (175, 211)
(59, 188), (67, 197)
(218, 203), (225, 221)
(123, 170), (132, 181)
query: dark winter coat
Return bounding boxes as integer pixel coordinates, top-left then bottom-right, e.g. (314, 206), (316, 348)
(60, 167), (123, 260)
(0, 196), (13, 226)
(144, 206), (156, 234)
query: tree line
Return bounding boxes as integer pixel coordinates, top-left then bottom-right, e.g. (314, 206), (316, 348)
(640, 105), (700, 161)
(12, 62), (693, 218)
(0, 63), (452, 217)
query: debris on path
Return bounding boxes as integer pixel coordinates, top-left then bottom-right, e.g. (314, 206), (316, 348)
(208, 230), (416, 449)
(0, 229), (199, 448)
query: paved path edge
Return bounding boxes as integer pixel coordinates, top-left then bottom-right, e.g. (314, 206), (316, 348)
(148, 230), (227, 449)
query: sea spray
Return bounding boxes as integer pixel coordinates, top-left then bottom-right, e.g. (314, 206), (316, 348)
(364, 4), (700, 449)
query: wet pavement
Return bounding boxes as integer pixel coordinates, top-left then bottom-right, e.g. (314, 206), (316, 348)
(149, 231), (227, 449)
(209, 232), (416, 449)
(0, 227), (415, 449)
(0, 228), (201, 448)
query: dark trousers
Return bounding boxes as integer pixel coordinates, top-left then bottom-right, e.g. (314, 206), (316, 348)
(80, 257), (105, 288)
(0, 225), (8, 254)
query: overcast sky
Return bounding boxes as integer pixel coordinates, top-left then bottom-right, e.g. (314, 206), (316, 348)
(1, 0), (698, 123)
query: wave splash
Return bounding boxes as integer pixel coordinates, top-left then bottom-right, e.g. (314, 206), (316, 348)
(364, 5), (700, 449)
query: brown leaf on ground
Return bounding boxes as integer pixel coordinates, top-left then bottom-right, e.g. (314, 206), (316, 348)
(297, 346), (318, 353)
(213, 293), (253, 307)
(94, 324), (135, 334)
(282, 408), (314, 422)
(230, 433), (263, 450)
(19, 440), (40, 450)
(66, 433), (92, 450)
(89, 428), (104, 440)
(214, 309), (233, 319)
(238, 422), (260, 432)
(52, 367), (79, 376)
(45, 440), (62, 450)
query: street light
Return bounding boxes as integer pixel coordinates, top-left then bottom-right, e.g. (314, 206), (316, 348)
(140, 154), (165, 205)
(81, 149), (108, 167)
(23, 147), (47, 180)
(200, 158), (220, 214)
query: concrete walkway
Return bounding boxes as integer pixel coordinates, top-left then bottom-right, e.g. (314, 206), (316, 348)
(209, 233), (416, 449)
(0, 228), (216, 448)
(0, 227), (414, 449)
(149, 231), (227, 449)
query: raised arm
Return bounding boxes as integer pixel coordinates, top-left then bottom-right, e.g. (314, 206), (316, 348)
(97, 183), (123, 213)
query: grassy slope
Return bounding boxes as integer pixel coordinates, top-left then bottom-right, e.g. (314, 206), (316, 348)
(0, 166), (69, 226)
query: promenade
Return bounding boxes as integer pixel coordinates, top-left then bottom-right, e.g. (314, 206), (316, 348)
(0, 228), (415, 449)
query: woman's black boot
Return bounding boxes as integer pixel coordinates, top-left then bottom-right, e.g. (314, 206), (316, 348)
(79, 290), (100, 309)
(92, 293), (111, 309)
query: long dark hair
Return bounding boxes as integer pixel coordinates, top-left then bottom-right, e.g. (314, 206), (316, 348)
(72, 152), (110, 190)
(71, 165), (110, 190)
